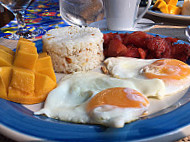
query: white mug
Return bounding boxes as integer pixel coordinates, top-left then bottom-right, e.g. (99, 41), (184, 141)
(104, 0), (152, 31)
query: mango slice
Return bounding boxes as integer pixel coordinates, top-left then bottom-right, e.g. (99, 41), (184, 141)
(8, 87), (35, 104)
(10, 67), (35, 93)
(168, 4), (181, 15)
(13, 44), (38, 70)
(0, 45), (15, 56)
(16, 37), (35, 54)
(0, 38), (57, 104)
(0, 49), (13, 67)
(153, 0), (169, 14)
(35, 55), (56, 82)
(165, 0), (178, 5)
(35, 73), (57, 98)
(0, 67), (12, 99)
(153, 0), (181, 15)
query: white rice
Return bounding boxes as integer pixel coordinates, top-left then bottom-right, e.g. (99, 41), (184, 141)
(42, 26), (104, 73)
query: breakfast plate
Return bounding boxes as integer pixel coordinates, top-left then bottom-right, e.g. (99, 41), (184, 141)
(1, 31), (190, 141)
(147, 1), (190, 20)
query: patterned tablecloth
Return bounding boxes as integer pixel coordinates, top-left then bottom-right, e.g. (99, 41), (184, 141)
(0, 0), (190, 141)
(0, 0), (68, 39)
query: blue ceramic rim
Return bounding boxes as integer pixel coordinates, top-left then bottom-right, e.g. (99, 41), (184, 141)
(0, 31), (190, 141)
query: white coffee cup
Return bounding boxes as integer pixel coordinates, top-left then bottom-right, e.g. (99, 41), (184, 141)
(104, 0), (152, 31)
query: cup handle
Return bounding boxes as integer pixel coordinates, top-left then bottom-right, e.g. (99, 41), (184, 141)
(134, 0), (152, 25)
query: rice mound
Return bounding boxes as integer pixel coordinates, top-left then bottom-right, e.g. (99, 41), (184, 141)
(42, 26), (104, 73)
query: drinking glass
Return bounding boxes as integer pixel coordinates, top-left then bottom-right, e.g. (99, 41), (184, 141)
(0, 0), (45, 39)
(59, 0), (104, 26)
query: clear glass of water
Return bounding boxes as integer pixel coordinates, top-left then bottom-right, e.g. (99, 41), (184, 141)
(59, 0), (104, 26)
(0, 0), (45, 39)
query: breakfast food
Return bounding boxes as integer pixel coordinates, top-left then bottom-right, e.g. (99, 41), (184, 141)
(35, 71), (164, 127)
(152, 0), (190, 15)
(35, 56), (190, 127)
(152, 0), (181, 15)
(0, 38), (57, 104)
(42, 26), (104, 73)
(104, 57), (190, 98)
(182, 0), (190, 15)
(35, 29), (190, 128)
(36, 56), (190, 127)
(103, 31), (190, 62)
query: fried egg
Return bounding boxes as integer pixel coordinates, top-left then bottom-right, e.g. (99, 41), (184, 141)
(35, 71), (164, 128)
(104, 57), (190, 98)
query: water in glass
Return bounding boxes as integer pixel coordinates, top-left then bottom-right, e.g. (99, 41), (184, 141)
(59, 0), (104, 26)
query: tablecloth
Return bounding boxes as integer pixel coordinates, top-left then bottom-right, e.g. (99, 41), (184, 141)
(0, 0), (69, 39)
(0, 0), (190, 141)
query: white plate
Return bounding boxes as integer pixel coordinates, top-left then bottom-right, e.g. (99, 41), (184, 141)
(147, 1), (190, 20)
(89, 18), (155, 31)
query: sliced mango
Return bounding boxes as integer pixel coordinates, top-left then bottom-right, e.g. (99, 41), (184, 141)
(0, 38), (57, 104)
(0, 67), (12, 99)
(13, 48), (38, 70)
(168, 4), (181, 15)
(153, 0), (181, 14)
(35, 73), (57, 98)
(35, 55), (56, 81)
(16, 38), (35, 55)
(10, 67), (35, 94)
(19, 43), (37, 54)
(165, 0), (178, 6)
(8, 87), (36, 104)
(0, 49), (13, 66)
(37, 67), (56, 82)
(0, 45), (15, 56)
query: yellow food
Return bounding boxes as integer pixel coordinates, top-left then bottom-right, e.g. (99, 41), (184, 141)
(35, 53), (56, 82)
(0, 38), (57, 104)
(0, 49), (13, 66)
(165, 0), (178, 5)
(0, 67), (12, 99)
(13, 42), (38, 70)
(168, 4), (181, 15)
(153, 0), (181, 15)
(153, 0), (169, 14)
(0, 45), (14, 56)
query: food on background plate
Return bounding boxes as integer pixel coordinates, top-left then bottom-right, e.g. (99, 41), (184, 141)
(152, 0), (181, 15)
(104, 57), (190, 98)
(103, 31), (190, 62)
(42, 26), (104, 73)
(0, 38), (57, 104)
(182, 0), (190, 15)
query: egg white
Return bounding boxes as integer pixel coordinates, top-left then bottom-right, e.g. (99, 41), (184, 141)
(104, 57), (190, 98)
(35, 71), (164, 127)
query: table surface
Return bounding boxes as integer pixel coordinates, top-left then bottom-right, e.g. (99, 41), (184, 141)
(0, 0), (190, 141)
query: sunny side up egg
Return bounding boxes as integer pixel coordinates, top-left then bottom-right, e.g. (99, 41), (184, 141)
(35, 71), (165, 128)
(104, 57), (190, 99)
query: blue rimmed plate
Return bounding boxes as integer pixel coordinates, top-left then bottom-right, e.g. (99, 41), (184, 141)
(0, 31), (190, 141)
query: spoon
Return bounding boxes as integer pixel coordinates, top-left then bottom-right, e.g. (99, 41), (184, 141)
(185, 25), (190, 42)
(137, 22), (165, 26)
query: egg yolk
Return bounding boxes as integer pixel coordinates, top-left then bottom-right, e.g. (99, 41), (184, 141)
(142, 59), (190, 81)
(86, 87), (149, 112)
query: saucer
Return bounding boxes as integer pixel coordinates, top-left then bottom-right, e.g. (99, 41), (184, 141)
(88, 18), (155, 31)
